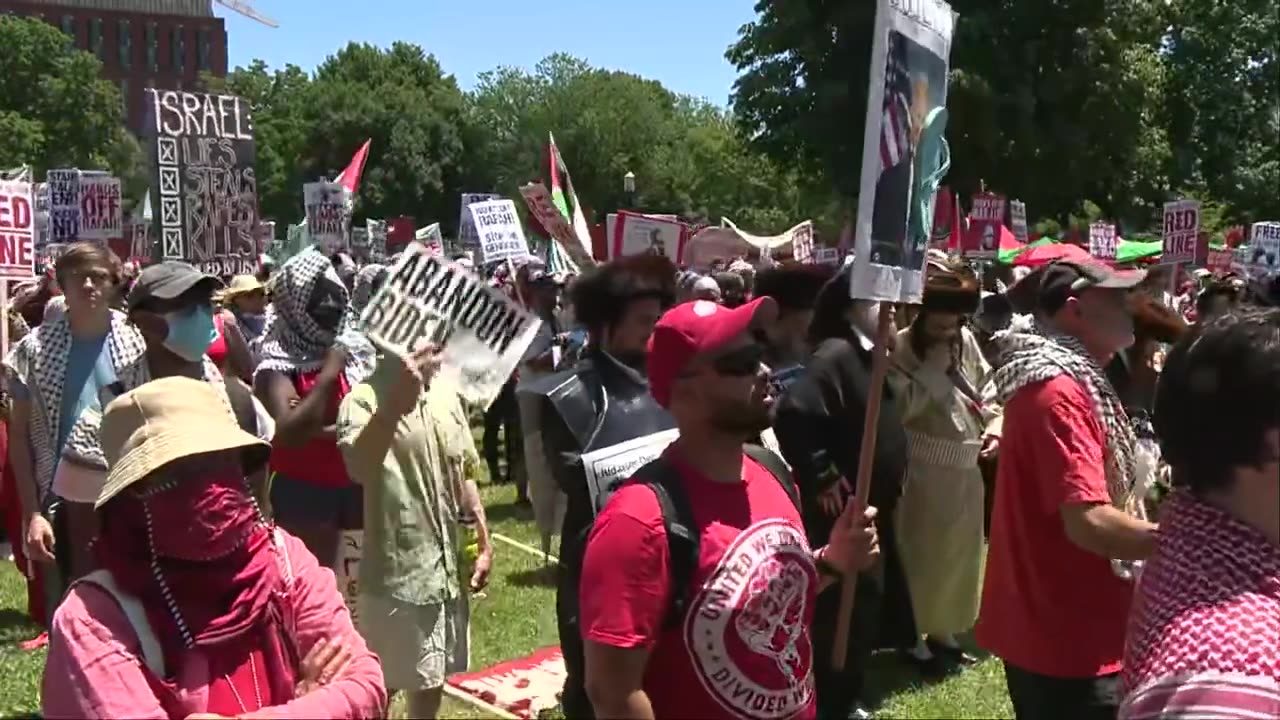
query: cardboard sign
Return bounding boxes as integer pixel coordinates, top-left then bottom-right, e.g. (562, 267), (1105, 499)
(791, 221), (815, 262)
(359, 244), (541, 407)
(814, 247), (841, 265)
(0, 180), (36, 279)
(1009, 200), (1029, 245)
(851, 0), (955, 303)
(1161, 200), (1200, 266)
(963, 193), (1005, 260)
(146, 89), (260, 277)
(78, 175), (122, 241)
(458, 192), (499, 248)
(582, 429), (680, 510)
(468, 199), (528, 264)
(304, 181), (349, 252)
(1248, 221), (1280, 278)
(417, 222), (444, 257)
(1089, 223), (1117, 261)
(338, 530), (362, 625)
(612, 211), (686, 261)
(519, 182), (593, 269)
(1205, 247), (1234, 275)
(46, 169), (80, 242)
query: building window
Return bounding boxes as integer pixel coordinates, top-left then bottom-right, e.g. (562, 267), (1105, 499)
(89, 17), (103, 59)
(119, 78), (130, 122)
(60, 14), (75, 41)
(197, 28), (211, 72)
(118, 19), (132, 69)
(145, 22), (157, 71)
(171, 26), (185, 73)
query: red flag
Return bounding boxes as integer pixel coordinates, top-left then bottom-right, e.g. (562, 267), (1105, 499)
(333, 139), (371, 194)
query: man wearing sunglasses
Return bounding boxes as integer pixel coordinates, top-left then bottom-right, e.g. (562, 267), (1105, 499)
(579, 297), (880, 720)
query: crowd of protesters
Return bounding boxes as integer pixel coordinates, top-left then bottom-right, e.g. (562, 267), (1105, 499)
(0, 238), (1276, 720)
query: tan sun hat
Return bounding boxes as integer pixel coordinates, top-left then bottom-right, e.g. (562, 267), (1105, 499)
(96, 377), (270, 508)
(214, 274), (266, 303)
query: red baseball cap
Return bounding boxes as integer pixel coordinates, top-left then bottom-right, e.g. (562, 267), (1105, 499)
(647, 297), (778, 408)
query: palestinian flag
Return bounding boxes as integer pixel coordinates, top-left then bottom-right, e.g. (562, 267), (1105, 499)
(548, 132), (594, 267)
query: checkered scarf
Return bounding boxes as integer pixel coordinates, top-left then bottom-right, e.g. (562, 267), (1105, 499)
(3, 311), (148, 503)
(991, 320), (1145, 579)
(255, 248), (372, 384)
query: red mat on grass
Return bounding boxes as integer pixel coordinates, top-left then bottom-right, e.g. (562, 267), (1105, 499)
(446, 646), (565, 719)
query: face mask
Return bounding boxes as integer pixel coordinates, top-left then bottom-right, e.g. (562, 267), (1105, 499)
(163, 304), (217, 362)
(144, 473), (258, 561)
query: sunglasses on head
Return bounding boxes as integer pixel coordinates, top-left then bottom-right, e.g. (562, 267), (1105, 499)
(709, 343), (766, 377)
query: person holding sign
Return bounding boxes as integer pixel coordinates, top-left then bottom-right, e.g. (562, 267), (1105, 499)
(254, 249), (373, 571)
(337, 342), (493, 720)
(579, 297), (880, 720)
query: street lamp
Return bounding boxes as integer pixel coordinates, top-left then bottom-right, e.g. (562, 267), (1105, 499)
(623, 171), (636, 210)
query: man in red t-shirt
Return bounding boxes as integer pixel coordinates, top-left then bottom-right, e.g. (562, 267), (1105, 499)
(579, 297), (880, 720)
(978, 260), (1160, 719)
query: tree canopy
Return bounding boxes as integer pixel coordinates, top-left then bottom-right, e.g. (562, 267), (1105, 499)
(0, 16), (142, 187)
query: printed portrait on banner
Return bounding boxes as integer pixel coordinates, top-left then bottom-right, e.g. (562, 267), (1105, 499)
(852, 0), (956, 304)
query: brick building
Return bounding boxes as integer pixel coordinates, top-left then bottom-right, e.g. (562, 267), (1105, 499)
(0, 0), (228, 134)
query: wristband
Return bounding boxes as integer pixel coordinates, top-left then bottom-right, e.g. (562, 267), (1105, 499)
(814, 546), (844, 580)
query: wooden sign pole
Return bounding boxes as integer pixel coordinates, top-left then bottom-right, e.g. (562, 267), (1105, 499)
(830, 300), (895, 670)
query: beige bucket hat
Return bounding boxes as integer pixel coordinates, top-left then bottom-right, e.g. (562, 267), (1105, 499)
(96, 377), (270, 508)
(214, 274), (266, 303)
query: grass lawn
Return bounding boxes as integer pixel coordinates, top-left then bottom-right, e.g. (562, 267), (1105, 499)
(0, 456), (1013, 718)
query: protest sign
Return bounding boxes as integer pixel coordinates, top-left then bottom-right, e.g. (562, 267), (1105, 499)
(360, 243), (542, 407)
(851, 0), (955, 303)
(1161, 200), (1200, 266)
(1088, 223), (1117, 261)
(1009, 200), (1028, 246)
(304, 181), (349, 252)
(1205, 247), (1234, 275)
(0, 179), (36, 279)
(366, 219), (388, 262)
(337, 531), (362, 625)
(962, 192), (1004, 260)
(47, 169), (80, 242)
(582, 429), (680, 509)
(78, 175), (122, 241)
(519, 182), (593, 270)
(612, 211), (686, 261)
(1248, 222), (1280, 278)
(146, 89), (260, 276)
(792, 221), (815, 262)
(682, 226), (749, 270)
(458, 193), (499, 248)
(468, 199), (529, 264)
(417, 222), (444, 256)
(815, 247), (841, 266)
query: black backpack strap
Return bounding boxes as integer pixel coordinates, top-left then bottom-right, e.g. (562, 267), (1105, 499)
(743, 443), (800, 510)
(628, 457), (699, 629)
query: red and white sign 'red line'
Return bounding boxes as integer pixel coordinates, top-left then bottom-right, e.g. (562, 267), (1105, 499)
(1162, 199), (1200, 265)
(0, 179), (36, 280)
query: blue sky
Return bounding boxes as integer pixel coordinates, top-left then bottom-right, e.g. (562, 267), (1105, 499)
(215, 0), (759, 107)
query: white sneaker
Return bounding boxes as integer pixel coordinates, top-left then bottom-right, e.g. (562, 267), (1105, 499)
(848, 706), (874, 719)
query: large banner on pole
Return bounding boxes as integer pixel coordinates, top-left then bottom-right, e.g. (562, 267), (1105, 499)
(145, 89), (260, 276)
(851, 0), (956, 303)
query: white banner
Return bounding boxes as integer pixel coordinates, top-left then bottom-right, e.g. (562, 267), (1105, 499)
(0, 179), (36, 279)
(469, 199), (529, 264)
(458, 192), (500, 248)
(77, 175), (122, 241)
(1248, 221), (1280, 278)
(360, 244), (542, 408)
(682, 227), (750, 270)
(814, 247), (841, 266)
(851, 0), (956, 302)
(1089, 222), (1117, 261)
(304, 181), (349, 252)
(1161, 199), (1200, 266)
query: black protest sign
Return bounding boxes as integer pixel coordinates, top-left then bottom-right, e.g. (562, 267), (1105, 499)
(146, 88), (260, 276)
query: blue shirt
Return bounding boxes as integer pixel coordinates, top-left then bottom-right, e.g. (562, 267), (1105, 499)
(10, 331), (111, 459)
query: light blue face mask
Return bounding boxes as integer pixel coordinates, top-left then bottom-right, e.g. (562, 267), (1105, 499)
(163, 304), (217, 362)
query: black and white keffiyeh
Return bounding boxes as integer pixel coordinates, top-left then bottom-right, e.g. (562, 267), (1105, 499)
(255, 248), (372, 384)
(991, 318), (1145, 578)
